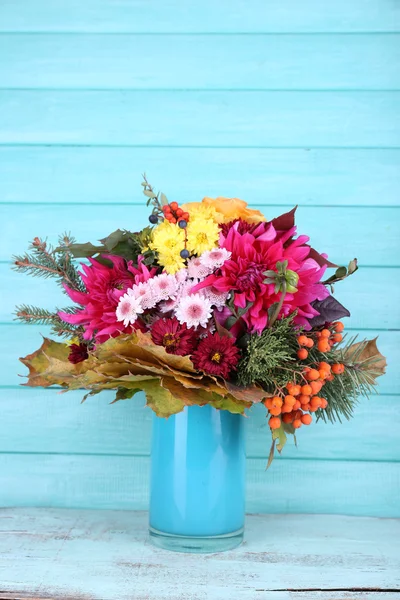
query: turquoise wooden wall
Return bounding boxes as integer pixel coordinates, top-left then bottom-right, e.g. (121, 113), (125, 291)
(0, 1), (399, 517)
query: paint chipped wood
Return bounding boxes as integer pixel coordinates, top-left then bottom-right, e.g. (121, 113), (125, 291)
(0, 509), (399, 600)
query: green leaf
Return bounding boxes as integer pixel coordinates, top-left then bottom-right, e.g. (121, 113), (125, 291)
(273, 424), (287, 453)
(112, 387), (142, 403)
(159, 192), (169, 206)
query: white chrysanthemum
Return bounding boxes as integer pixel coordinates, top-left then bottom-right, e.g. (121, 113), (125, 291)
(150, 273), (178, 302)
(174, 293), (212, 329)
(187, 256), (212, 279)
(202, 286), (230, 309)
(128, 281), (156, 310)
(200, 247), (231, 271)
(116, 293), (144, 327)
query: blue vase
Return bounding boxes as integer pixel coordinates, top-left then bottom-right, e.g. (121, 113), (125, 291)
(149, 404), (246, 553)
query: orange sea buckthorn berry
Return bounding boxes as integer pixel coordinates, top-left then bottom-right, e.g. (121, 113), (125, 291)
(299, 394), (310, 405)
(182, 212), (190, 221)
(282, 412), (294, 423)
(269, 407), (282, 417)
(289, 385), (301, 397)
(301, 414), (312, 425)
(317, 340), (330, 353)
(332, 333), (343, 344)
(310, 380), (323, 394)
(301, 384), (312, 396)
(318, 369), (329, 380)
(320, 398), (328, 409)
(332, 363), (345, 375)
(319, 361), (331, 372)
(281, 403), (293, 414)
(298, 335), (309, 346)
(170, 201), (179, 211)
(325, 373), (335, 382)
(265, 398), (273, 410)
(305, 338), (314, 348)
(302, 403), (311, 411)
(269, 416), (281, 429)
(315, 331), (322, 339)
(176, 208), (183, 217)
(292, 400), (300, 410)
(284, 395), (296, 406)
(310, 395), (322, 408)
(321, 329), (331, 338)
(271, 396), (283, 407)
(334, 321), (345, 333)
(305, 368), (320, 381)
(293, 419), (302, 429)
(297, 348), (308, 360)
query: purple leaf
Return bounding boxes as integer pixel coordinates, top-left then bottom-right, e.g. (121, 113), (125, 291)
(309, 296), (350, 327)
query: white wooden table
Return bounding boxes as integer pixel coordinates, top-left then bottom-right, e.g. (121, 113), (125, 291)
(0, 509), (399, 600)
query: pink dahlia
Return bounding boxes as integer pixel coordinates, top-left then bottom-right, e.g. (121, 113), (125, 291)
(151, 317), (197, 356)
(193, 219), (329, 333)
(191, 332), (240, 379)
(59, 255), (158, 343)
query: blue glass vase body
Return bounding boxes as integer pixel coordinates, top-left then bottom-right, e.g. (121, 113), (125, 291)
(149, 404), (246, 553)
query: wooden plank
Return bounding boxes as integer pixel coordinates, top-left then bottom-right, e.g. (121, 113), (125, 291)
(1, 34), (399, 90)
(1, 91), (399, 147)
(0, 594), (398, 600)
(3, 264), (399, 328)
(0, 511), (399, 600)
(2, 325), (398, 392)
(0, 455), (399, 516)
(0, 0), (399, 32)
(2, 203), (399, 266)
(0, 387), (398, 461)
(0, 147), (399, 207)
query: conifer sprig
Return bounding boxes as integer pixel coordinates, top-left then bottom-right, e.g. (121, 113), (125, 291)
(13, 234), (85, 293)
(15, 304), (84, 339)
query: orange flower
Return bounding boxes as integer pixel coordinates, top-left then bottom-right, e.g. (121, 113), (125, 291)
(201, 196), (266, 224)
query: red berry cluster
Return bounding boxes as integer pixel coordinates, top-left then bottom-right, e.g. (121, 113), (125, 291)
(162, 202), (190, 225)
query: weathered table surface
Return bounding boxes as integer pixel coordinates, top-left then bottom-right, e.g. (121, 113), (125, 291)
(0, 509), (399, 600)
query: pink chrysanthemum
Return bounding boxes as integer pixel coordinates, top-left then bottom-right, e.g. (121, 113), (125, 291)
(200, 247), (231, 270)
(116, 291), (144, 327)
(191, 332), (240, 379)
(129, 281), (156, 310)
(150, 273), (179, 302)
(192, 221), (329, 332)
(174, 293), (212, 329)
(151, 317), (197, 356)
(59, 255), (157, 342)
(187, 257), (212, 279)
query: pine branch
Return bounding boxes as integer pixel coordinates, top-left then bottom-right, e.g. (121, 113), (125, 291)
(13, 235), (85, 293)
(15, 304), (85, 339)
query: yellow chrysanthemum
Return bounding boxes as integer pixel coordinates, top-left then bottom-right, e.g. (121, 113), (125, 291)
(149, 220), (186, 274)
(181, 201), (219, 224)
(186, 217), (220, 255)
(157, 250), (186, 274)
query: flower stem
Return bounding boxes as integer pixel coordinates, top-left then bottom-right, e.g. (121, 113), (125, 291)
(269, 281), (287, 328)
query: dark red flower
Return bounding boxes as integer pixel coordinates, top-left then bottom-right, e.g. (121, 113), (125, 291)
(219, 218), (259, 238)
(151, 317), (197, 356)
(191, 332), (240, 379)
(68, 343), (89, 364)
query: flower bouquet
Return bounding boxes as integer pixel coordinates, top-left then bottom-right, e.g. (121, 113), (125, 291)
(14, 177), (386, 552)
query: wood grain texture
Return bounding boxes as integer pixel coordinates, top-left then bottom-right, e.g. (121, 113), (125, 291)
(0, 455), (399, 516)
(0, 387), (398, 461)
(0, 0), (399, 32)
(3, 326), (398, 392)
(1, 34), (399, 90)
(3, 265), (399, 328)
(1, 91), (399, 147)
(2, 203), (399, 266)
(0, 509), (399, 600)
(1, 147), (399, 206)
